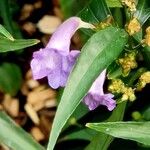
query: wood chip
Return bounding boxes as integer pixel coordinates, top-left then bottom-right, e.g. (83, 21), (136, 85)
(40, 115), (52, 137)
(22, 22), (36, 35)
(34, 1), (42, 9)
(20, 4), (34, 20)
(26, 79), (40, 89)
(53, 7), (64, 19)
(24, 103), (40, 125)
(30, 127), (45, 141)
(0, 144), (10, 150)
(37, 15), (61, 34)
(0, 105), (3, 110)
(2, 94), (19, 117)
(8, 99), (19, 117)
(33, 102), (45, 111)
(34, 99), (56, 111)
(21, 69), (40, 95)
(44, 99), (56, 108)
(26, 70), (33, 80)
(27, 88), (56, 106)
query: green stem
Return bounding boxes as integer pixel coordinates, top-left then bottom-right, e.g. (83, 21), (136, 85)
(128, 68), (146, 86)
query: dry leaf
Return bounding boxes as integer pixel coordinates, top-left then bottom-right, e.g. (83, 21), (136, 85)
(22, 22), (36, 35)
(27, 88), (56, 105)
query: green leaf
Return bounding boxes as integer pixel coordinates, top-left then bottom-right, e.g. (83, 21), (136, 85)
(63, 103), (89, 131)
(78, 0), (112, 36)
(142, 47), (150, 69)
(107, 61), (122, 79)
(69, 103), (88, 122)
(87, 133), (113, 150)
(0, 111), (45, 150)
(0, 24), (14, 40)
(47, 26), (128, 150)
(85, 102), (126, 150)
(142, 106), (150, 121)
(60, 0), (74, 18)
(78, 0), (111, 24)
(133, 28), (150, 69)
(106, 0), (122, 7)
(66, 128), (96, 141)
(86, 121), (150, 146)
(0, 63), (22, 96)
(60, 0), (88, 18)
(0, 36), (40, 52)
(113, 8), (123, 27)
(0, 0), (22, 38)
(134, 0), (150, 25)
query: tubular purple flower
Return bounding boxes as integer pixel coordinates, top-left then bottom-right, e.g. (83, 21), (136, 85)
(83, 69), (116, 111)
(31, 17), (94, 89)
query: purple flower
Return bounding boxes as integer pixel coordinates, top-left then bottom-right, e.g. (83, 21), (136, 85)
(31, 17), (94, 89)
(83, 69), (116, 111)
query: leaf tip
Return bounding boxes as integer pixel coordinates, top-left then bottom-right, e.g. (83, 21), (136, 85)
(9, 36), (15, 41)
(35, 39), (40, 44)
(86, 123), (90, 127)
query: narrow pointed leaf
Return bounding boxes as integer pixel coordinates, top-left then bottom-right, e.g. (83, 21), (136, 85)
(78, 0), (111, 24)
(78, 0), (112, 36)
(0, 111), (45, 150)
(0, 24), (14, 40)
(47, 26), (128, 150)
(0, 0), (22, 38)
(106, 0), (122, 7)
(134, 0), (150, 25)
(0, 36), (40, 52)
(86, 121), (150, 146)
(0, 63), (22, 96)
(60, 0), (88, 18)
(133, 26), (150, 69)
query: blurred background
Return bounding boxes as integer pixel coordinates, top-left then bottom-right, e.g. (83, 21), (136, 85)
(0, 1), (150, 150)
(0, 0), (71, 149)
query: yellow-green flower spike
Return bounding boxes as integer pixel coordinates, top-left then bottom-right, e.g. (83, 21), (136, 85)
(95, 16), (113, 31)
(125, 18), (141, 35)
(109, 79), (136, 102)
(122, 0), (136, 12)
(137, 71), (150, 90)
(118, 51), (137, 76)
(142, 26), (150, 46)
(122, 87), (136, 101)
(108, 79), (125, 93)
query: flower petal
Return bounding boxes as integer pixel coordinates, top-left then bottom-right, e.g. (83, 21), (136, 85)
(31, 48), (61, 79)
(61, 50), (80, 73)
(46, 17), (80, 53)
(84, 93), (116, 111)
(61, 56), (70, 73)
(31, 17), (94, 89)
(83, 69), (116, 111)
(89, 69), (106, 95)
(98, 93), (116, 111)
(84, 93), (100, 110)
(60, 71), (68, 87)
(69, 50), (80, 62)
(47, 70), (61, 89)
(47, 68), (69, 89)
(46, 17), (94, 54)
